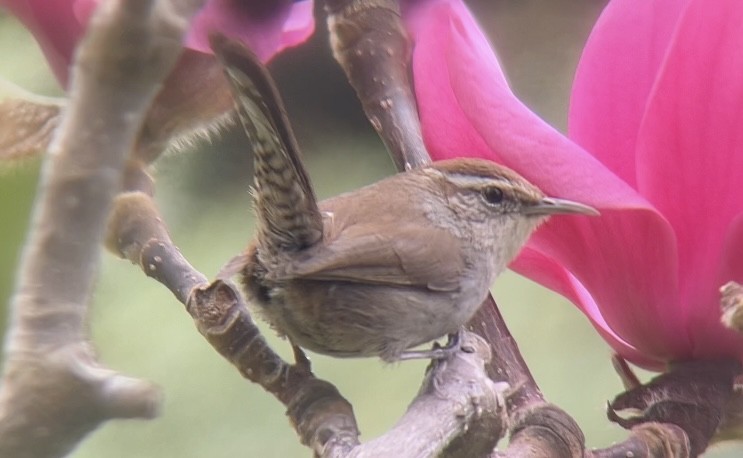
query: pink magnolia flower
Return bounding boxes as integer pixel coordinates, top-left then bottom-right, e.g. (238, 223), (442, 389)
(0, 0), (314, 87)
(404, 0), (743, 370)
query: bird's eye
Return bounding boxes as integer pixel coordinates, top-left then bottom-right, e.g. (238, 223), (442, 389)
(481, 187), (504, 205)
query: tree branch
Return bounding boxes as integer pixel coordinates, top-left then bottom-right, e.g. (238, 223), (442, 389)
(106, 191), (361, 457)
(326, 0), (429, 170)
(589, 423), (690, 458)
(351, 332), (507, 457)
(0, 1), (204, 456)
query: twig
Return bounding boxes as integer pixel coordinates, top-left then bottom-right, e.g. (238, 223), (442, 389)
(589, 423), (690, 458)
(0, 1), (205, 456)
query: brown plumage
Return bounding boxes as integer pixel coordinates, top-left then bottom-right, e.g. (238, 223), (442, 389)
(213, 36), (597, 361)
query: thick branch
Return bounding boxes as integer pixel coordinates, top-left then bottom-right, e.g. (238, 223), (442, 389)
(352, 333), (507, 457)
(469, 300), (587, 457)
(468, 299), (542, 413)
(0, 1), (204, 456)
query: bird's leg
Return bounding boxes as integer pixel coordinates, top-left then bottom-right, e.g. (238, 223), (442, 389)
(396, 330), (463, 361)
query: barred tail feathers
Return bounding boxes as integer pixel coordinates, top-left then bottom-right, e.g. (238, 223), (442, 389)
(212, 35), (323, 254)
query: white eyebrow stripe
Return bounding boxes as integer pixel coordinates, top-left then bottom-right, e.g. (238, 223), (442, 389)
(443, 174), (507, 188)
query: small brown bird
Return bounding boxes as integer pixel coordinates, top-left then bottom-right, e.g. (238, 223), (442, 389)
(213, 37), (597, 362)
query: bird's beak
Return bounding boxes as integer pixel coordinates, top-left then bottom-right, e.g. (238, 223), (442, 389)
(524, 197), (599, 216)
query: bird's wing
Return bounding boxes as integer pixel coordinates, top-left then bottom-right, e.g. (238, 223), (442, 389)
(274, 223), (465, 292)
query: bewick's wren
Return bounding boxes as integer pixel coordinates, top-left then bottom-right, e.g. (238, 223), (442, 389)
(213, 37), (597, 362)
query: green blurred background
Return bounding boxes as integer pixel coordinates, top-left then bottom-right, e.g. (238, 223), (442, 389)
(1, 1), (741, 456)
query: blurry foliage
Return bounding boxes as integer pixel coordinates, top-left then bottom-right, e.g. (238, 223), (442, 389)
(1, 1), (742, 457)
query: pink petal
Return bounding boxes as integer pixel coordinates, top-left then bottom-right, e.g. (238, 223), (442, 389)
(0, 0), (96, 87)
(513, 248), (665, 370)
(408, 0), (644, 207)
(526, 212), (686, 362)
(568, 0), (690, 187)
(406, 0), (689, 360)
(634, 0), (743, 356)
(402, 0), (509, 163)
(2, 0), (314, 87)
(185, 0), (315, 63)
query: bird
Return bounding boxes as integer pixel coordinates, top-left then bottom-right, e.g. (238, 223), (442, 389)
(212, 35), (597, 362)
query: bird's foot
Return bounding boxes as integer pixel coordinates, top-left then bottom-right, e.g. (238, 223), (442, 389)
(396, 330), (463, 361)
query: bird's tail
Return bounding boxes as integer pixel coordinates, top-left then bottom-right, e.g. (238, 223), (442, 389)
(212, 35), (323, 256)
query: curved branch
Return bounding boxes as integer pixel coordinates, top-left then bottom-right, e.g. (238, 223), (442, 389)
(106, 191), (360, 457)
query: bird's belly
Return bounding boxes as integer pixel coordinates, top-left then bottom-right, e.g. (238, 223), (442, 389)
(256, 280), (482, 361)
